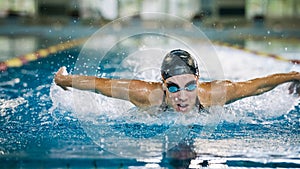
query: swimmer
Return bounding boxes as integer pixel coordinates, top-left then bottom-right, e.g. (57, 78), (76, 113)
(54, 49), (300, 113)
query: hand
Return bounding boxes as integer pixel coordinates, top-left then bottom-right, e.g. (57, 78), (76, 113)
(288, 80), (300, 96)
(54, 66), (70, 90)
(291, 71), (300, 80)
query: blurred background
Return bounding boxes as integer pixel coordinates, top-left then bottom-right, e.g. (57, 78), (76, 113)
(0, 0), (299, 62)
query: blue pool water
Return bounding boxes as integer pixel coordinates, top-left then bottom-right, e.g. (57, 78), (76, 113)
(1, 15), (300, 168)
(1, 42), (299, 168)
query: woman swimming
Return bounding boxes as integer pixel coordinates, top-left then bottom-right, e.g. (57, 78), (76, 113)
(54, 49), (300, 113)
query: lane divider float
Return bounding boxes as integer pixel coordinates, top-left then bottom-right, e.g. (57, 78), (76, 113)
(0, 37), (88, 72)
(1, 37), (298, 72)
(213, 41), (300, 65)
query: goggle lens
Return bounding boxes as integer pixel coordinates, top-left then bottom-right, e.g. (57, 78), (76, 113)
(185, 84), (197, 91)
(167, 83), (197, 93)
(168, 86), (179, 93)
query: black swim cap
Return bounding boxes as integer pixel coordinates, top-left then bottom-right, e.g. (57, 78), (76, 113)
(161, 49), (198, 80)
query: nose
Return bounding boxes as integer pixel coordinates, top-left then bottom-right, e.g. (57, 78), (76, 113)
(177, 90), (188, 101)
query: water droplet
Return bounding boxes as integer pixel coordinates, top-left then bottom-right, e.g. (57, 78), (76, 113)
(14, 78), (20, 84)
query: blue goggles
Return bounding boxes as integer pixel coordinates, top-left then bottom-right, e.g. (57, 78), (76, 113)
(166, 80), (197, 93)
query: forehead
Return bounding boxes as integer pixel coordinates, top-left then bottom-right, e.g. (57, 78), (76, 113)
(165, 74), (197, 84)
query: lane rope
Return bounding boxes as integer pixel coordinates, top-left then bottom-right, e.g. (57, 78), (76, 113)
(0, 37), (88, 72)
(1, 37), (299, 72)
(213, 41), (300, 65)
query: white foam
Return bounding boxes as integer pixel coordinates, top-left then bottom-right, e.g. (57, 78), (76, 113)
(214, 45), (298, 122)
(50, 45), (299, 125)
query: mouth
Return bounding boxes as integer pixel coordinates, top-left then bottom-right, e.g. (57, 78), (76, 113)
(177, 103), (188, 108)
(176, 103), (189, 112)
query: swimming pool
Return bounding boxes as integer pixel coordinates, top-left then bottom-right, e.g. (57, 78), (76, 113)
(1, 16), (300, 168)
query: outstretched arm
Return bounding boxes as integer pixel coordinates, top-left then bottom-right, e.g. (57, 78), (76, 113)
(199, 71), (300, 106)
(225, 71), (300, 104)
(54, 67), (164, 107)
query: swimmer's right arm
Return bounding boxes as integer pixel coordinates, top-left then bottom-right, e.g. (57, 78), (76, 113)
(54, 67), (97, 91)
(54, 67), (164, 107)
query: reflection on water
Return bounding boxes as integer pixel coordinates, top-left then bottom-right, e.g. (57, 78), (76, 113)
(1, 25), (300, 63)
(220, 37), (300, 61)
(0, 36), (38, 61)
(245, 39), (300, 60)
(0, 35), (70, 62)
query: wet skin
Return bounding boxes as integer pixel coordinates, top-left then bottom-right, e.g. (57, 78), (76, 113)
(163, 74), (198, 113)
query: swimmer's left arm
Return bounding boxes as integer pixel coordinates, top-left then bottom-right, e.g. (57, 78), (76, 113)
(224, 71), (300, 104)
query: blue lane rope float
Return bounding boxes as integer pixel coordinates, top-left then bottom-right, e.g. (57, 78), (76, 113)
(213, 41), (300, 65)
(0, 38), (88, 72)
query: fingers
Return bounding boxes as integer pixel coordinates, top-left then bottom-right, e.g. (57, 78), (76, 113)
(288, 82), (296, 94)
(56, 66), (67, 75)
(288, 81), (300, 96)
(54, 66), (69, 91)
(296, 83), (300, 96)
(293, 71), (300, 81)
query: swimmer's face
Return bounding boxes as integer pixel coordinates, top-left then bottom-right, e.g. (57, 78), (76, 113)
(163, 74), (198, 113)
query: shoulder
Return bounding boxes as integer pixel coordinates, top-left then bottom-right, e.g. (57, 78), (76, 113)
(197, 82), (212, 107)
(129, 80), (164, 107)
(198, 80), (236, 107)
